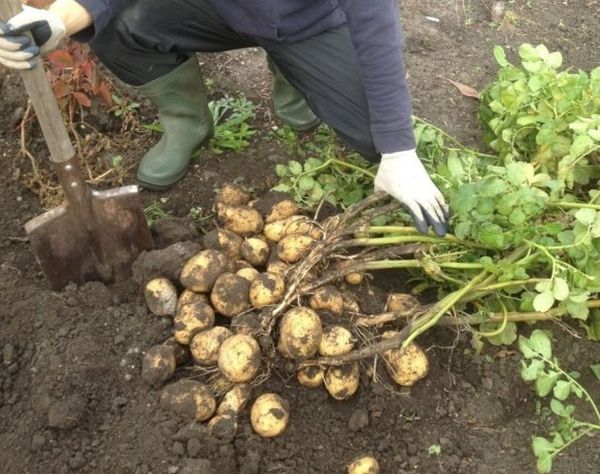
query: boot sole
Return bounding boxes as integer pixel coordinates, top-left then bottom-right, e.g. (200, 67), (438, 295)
(137, 165), (189, 191)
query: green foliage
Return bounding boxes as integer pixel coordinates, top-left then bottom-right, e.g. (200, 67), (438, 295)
(144, 199), (171, 227)
(208, 94), (256, 153)
(519, 330), (600, 473)
(111, 94), (140, 118)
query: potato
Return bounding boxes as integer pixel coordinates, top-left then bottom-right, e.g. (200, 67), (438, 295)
(381, 331), (429, 386)
(263, 215), (305, 242)
(218, 334), (261, 383)
(217, 204), (264, 237)
(163, 337), (192, 366)
(160, 380), (216, 421)
(241, 238), (270, 267)
(347, 455), (380, 474)
(278, 307), (323, 360)
(215, 184), (251, 206)
(231, 311), (261, 335)
(141, 344), (176, 387)
(345, 272), (364, 285)
(209, 374), (234, 396)
(173, 301), (215, 345)
(341, 290), (361, 314)
(210, 273), (251, 317)
(250, 393), (289, 438)
(208, 412), (238, 442)
(253, 191), (299, 223)
(236, 267), (260, 282)
(324, 363), (360, 400)
(309, 285), (344, 315)
(282, 218), (323, 241)
(180, 249), (231, 292)
(202, 228), (243, 260)
(385, 293), (420, 313)
(249, 272), (286, 308)
(319, 326), (354, 356)
(297, 366), (323, 388)
(176, 290), (208, 313)
(190, 326), (232, 365)
(217, 383), (251, 415)
(266, 260), (290, 277)
(277, 234), (315, 263)
(144, 278), (178, 316)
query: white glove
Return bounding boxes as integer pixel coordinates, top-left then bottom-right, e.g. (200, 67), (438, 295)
(0, 5), (66, 70)
(374, 149), (450, 236)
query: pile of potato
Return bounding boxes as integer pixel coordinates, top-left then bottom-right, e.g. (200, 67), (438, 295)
(140, 185), (429, 441)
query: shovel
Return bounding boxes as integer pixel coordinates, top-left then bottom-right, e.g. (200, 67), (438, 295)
(1, 0), (153, 290)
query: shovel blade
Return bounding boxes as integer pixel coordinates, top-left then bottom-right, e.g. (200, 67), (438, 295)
(25, 185), (153, 290)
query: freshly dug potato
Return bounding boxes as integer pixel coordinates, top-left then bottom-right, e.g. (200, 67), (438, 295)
(141, 345), (176, 388)
(309, 285), (344, 316)
(282, 218), (323, 241)
(217, 383), (252, 415)
(232, 259), (253, 271)
(319, 326), (354, 356)
(210, 273), (251, 317)
(345, 272), (364, 285)
(202, 228), (243, 260)
(209, 374), (234, 396)
(217, 204), (264, 237)
(163, 337), (192, 366)
(208, 412), (238, 442)
(160, 380), (216, 421)
(341, 290), (361, 314)
(263, 215), (305, 242)
(385, 293), (420, 313)
(144, 278), (178, 316)
(180, 249), (231, 292)
(266, 260), (290, 277)
(218, 334), (261, 383)
(231, 311), (261, 335)
(215, 184), (251, 206)
(381, 331), (429, 386)
(176, 290), (208, 313)
(250, 393), (289, 438)
(236, 267), (260, 282)
(173, 301), (215, 345)
(278, 307), (323, 360)
(190, 326), (232, 365)
(297, 366), (323, 388)
(241, 238), (270, 267)
(277, 234), (315, 263)
(347, 455), (380, 474)
(324, 363), (360, 400)
(253, 191), (299, 223)
(249, 272), (285, 308)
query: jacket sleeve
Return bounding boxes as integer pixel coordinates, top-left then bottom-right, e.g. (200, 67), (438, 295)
(71, 0), (129, 42)
(338, 0), (415, 153)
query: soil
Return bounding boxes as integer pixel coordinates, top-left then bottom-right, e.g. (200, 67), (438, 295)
(1, 1), (600, 473)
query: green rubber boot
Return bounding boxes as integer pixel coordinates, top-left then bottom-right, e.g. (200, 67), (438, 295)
(136, 58), (213, 190)
(269, 58), (320, 131)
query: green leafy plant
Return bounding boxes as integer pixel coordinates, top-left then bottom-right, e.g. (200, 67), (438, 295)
(519, 330), (600, 473)
(144, 199), (171, 227)
(110, 94), (140, 118)
(208, 94), (256, 153)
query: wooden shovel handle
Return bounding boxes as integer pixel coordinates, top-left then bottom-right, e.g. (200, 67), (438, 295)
(0, 0), (75, 163)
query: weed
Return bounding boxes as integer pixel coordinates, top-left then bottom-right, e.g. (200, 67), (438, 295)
(110, 94), (140, 119)
(144, 199), (171, 227)
(208, 94), (256, 153)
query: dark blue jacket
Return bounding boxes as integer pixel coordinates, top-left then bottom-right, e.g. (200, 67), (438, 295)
(75, 0), (415, 153)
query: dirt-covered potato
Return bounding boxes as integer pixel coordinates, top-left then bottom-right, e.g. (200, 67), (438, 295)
(176, 290), (208, 313)
(190, 326), (232, 365)
(250, 393), (289, 438)
(236, 267), (260, 282)
(253, 191), (299, 224)
(160, 380), (216, 421)
(385, 293), (420, 314)
(324, 363), (360, 400)
(282, 218), (323, 241)
(144, 278), (178, 316)
(217, 383), (252, 415)
(266, 260), (290, 277)
(218, 334), (262, 383)
(345, 272), (364, 285)
(202, 228), (243, 260)
(381, 331), (429, 386)
(319, 326), (355, 356)
(141, 344), (176, 387)
(210, 273), (251, 317)
(241, 238), (270, 267)
(277, 234), (315, 263)
(347, 455), (380, 474)
(309, 285), (344, 316)
(263, 215), (305, 242)
(208, 412), (238, 442)
(215, 183), (251, 206)
(297, 366), (323, 388)
(163, 337), (192, 366)
(278, 307), (323, 360)
(217, 204), (264, 237)
(249, 272), (285, 308)
(341, 290), (361, 314)
(173, 301), (215, 345)
(209, 375), (234, 396)
(180, 249), (231, 292)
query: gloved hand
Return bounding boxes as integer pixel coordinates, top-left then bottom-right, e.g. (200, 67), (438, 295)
(0, 5), (66, 70)
(374, 149), (450, 236)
